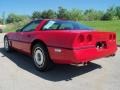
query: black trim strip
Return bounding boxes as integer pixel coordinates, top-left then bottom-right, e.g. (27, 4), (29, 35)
(48, 45), (95, 50)
(9, 39), (31, 44)
(9, 39), (95, 50)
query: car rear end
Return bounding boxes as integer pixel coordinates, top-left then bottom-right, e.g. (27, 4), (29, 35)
(48, 30), (117, 64)
(72, 31), (117, 63)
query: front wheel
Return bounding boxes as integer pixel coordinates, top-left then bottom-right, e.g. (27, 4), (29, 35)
(32, 44), (54, 72)
(4, 36), (11, 52)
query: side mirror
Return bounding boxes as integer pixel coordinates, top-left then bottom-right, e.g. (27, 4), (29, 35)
(16, 29), (21, 32)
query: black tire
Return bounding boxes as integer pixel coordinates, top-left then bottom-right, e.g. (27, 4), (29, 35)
(4, 36), (11, 52)
(32, 43), (54, 72)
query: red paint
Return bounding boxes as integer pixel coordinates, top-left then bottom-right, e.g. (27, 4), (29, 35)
(6, 19), (117, 64)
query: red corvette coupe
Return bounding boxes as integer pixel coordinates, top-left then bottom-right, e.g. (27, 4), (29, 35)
(4, 19), (117, 71)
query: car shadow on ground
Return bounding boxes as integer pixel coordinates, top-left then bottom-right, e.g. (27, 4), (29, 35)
(0, 48), (102, 81)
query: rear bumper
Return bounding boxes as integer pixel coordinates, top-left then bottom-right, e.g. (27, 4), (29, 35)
(73, 46), (117, 63)
(48, 45), (117, 64)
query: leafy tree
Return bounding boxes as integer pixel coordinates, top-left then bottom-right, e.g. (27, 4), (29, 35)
(41, 11), (48, 19)
(101, 7), (115, 20)
(41, 9), (56, 19)
(46, 9), (57, 19)
(84, 9), (94, 20)
(101, 13), (112, 20)
(94, 11), (104, 20)
(7, 13), (21, 23)
(84, 9), (103, 20)
(7, 13), (30, 23)
(115, 6), (120, 19)
(57, 7), (71, 19)
(69, 9), (84, 21)
(32, 11), (42, 19)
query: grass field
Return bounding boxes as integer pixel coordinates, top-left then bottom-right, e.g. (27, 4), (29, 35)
(81, 20), (120, 44)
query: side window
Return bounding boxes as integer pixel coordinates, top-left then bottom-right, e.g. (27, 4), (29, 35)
(21, 20), (40, 32)
(59, 23), (73, 30)
(42, 21), (60, 30)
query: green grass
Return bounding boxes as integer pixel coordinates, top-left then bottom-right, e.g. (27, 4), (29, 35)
(81, 20), (120, 44)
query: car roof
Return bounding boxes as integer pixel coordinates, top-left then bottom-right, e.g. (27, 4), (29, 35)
(32, 19), (73, 22)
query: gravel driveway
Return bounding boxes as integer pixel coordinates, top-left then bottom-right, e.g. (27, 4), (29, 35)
(0, 33), (120, 90)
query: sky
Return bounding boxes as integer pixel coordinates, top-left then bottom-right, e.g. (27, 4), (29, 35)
(0, 0), (120, 16)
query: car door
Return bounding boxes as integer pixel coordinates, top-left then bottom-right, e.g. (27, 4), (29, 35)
(8, 31), (22, 50)
(18, 20), (41, 53)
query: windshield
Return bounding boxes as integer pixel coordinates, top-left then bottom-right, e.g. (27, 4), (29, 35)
(42, 20), (93, 30)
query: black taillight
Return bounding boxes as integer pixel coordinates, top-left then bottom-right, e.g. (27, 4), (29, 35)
(109, 34), (112, 40)
(87, 34), (92, 42)
(113, 34), (116, 40)
(79, 35), (84, 43)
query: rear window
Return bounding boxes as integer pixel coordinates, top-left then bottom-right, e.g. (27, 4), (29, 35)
(42, 20), (93, 30)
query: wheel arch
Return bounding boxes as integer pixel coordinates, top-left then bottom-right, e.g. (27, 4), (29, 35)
(30, 39), (48, 55)
(4, 35), (7, 39)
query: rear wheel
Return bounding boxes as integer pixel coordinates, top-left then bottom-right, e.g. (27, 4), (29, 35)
(32, 43), (54, 71)
(4, 36), (11, 52)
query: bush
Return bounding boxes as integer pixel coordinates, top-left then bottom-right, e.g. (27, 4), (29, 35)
(5, 19), (30, 32)
(6, 13), (30, 23)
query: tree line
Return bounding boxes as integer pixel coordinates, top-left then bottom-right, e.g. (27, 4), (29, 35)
(0, 6), (120, 24)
